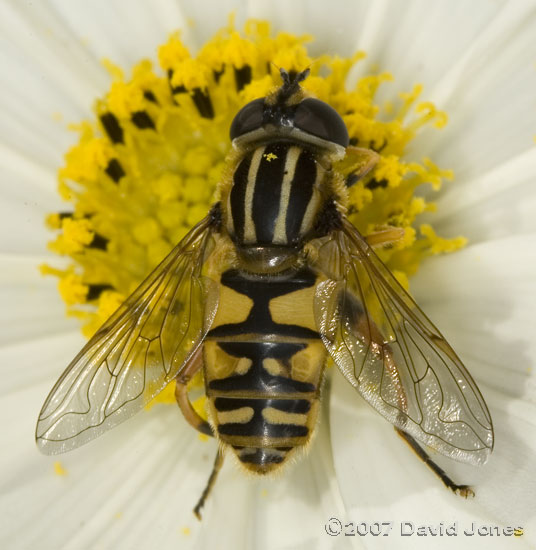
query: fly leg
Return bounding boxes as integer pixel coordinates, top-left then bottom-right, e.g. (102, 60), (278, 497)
(340, 146), (380, 186)
(395, 428), (474, 498)
(175, 346), (225, 519)
(175, 346), (213, 437)
(354, 314), (474, 497)
(364, 226), (405, 248)
(193, 448), (225, 520)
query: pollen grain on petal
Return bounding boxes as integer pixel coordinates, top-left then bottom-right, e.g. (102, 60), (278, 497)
(53, 461), (68, 476)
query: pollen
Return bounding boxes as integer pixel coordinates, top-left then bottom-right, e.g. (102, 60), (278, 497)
(53, 461), (68, 476)
(49, 218), (94, 255)
(43, 19), (465, 386)
(58, 272), (88, 306)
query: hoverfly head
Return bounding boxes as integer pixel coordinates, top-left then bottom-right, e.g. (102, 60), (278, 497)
(230, 67), (349, 156)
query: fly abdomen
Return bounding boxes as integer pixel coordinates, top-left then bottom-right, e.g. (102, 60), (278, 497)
(214, 397), (312, 438)
(208, 342), (316, 395)
(205, 339), (321, 472)
(214, 396), (313, 473)
(203, 266), (328, 473)
(231, 447), (290, 471)
(211, 390), (318, 474)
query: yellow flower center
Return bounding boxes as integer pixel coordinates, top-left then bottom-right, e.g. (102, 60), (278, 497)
(42, 19), (466, 408)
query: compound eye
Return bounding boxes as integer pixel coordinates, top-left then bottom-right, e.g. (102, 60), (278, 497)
(230, 97), (265, 141)
(294, 98), (349, 147)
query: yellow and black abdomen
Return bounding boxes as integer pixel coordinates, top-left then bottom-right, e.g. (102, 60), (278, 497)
(204, 266), (327, 473)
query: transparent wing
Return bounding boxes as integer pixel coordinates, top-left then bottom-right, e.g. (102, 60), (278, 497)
(313, 220), (493, 465)
(36, 213), (220, 455)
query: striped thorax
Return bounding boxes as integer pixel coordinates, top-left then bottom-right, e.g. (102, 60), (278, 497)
(227, 142), (326, 251)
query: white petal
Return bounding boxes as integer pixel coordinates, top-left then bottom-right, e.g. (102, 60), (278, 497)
(0, 330), (83, 397)
(47, 0), (198, 61)
(410, 2), (536, 180)
(247, 0), (367, 56)
(430, 149), (536, 244)
(0, 2), (108, 165)
(330, 369), (536, 549)
(0, 254), (75, 345)
(0, 156), (65, 254)
(411, 234), (536, 402)
(352, 0), (507, 91)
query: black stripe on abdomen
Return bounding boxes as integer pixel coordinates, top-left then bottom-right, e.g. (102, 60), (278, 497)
(215, 397), (310, 438)
(208, 267), (320, 340)
(232, 447), (285, 466)
(215, 398), (311, 414)
(208, 341), (315, 394)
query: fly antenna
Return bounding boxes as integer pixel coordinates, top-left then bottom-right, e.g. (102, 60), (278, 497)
(277, 67), (310, 102)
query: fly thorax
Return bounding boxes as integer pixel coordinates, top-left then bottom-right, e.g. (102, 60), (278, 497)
(227, 142), (327, 258)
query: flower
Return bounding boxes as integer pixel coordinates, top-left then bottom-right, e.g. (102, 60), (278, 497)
(1, 2), (536, 549)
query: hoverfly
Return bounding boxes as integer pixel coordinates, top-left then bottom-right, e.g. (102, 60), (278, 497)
(36, 68), (493, 518)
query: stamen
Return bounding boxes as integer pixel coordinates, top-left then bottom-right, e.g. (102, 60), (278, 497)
(143, 90), (158, 103)
(234, 65), (252, 91)
(131, 111), (155, 129)
(99, 112), (123, 144)
(86, 284), (114, 301)
(104, 158), (125, 182)
(365, 178), (388, 190)
(88, 233), (109, 251)
(191, 88), (214, 119)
